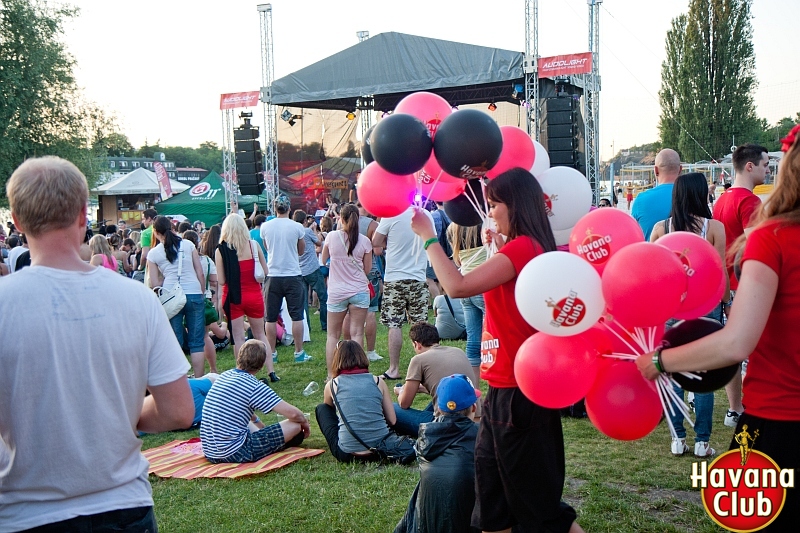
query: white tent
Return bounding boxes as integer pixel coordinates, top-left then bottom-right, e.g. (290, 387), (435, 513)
(92, 168), (189, 196)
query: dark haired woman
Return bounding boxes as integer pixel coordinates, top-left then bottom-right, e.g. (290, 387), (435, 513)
(649, 172), (729, 459)
(148, 216), (207, 377)
(315, 340), (403, 463)
(411, 168), (583, 533)
(321, 204), (373, 379)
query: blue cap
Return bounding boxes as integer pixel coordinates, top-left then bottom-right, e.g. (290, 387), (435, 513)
(437, 374), (481, 413)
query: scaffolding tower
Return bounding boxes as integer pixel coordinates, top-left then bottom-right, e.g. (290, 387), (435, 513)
(584, 0), (602, 204)
(221, 109), (237, 215)
(356, 31), (373, 168)
(258, 4), (280, 206)
(524, 0), (539, 140)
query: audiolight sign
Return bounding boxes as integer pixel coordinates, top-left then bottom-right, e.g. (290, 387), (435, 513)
(692, 426), (794, 531)
(537, 52), (592, 78)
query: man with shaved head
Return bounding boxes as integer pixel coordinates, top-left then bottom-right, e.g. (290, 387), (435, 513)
(632, 148), (682, 239)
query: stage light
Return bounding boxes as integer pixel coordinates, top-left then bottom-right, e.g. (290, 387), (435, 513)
(288, 118), (296, 127)
(512, 83), (525, 99)
(346, 111), (356, 120)
(488, 102), (497, 112)
(280, 109), (293, 122)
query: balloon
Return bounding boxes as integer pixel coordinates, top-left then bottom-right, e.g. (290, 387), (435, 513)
(602, 243), (687, 328)
(419, 153), (463, 184)
(553, 227), (572, 247)
(536, 166), (593, 231)
(443, 179), (484, 226)
(569, 208), (645, 275)
(673, 272), (725, 320)
(577, 323), (614, 356)
(433, 109), (503, 179)
(662, 318), (738, 392)
(602, 320), (665, 356)
(531, 140), (551, 177)
(361, 125), (375, 165)
(654, 231), (725, 315)
(371, 113), (432, 175)
(486, 126), (536, 179)
(515, 333), (600, 409)
(420, 175), (466, 202)
(515, 251), (605, 336)
(585, 359), (663, 441)
(356, 162), (415, 218)
(394, 92), (452, 140)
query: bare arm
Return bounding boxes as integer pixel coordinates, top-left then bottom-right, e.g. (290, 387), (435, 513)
(649, 221), (665, 242)
(321, 242), (330, 265)
(140, 246), (151, 269)
(371, 231), (387, 257)
(255, 241), (269, 277)
(396, 379), (421, 409)
(137, 376), (195, 432)
(362, 249), (372, 276)
(379, 378), (397, 426)
(297, 237), (305, 256)
(323, 380), (334, 406)
(191, 248), (205, 290)
(89, 255), (103, 267)
(271, 400), (311, 438)
(708, 220), (731, 302)
(366, 219), (378, 240)
(148, 260), (163, 288)
(214, 249), (226, 286)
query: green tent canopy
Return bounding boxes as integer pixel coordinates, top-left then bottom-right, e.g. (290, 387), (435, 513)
(155, 172), (270, 226)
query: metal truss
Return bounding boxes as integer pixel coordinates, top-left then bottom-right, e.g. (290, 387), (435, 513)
(258, 4), (280, 205)
(584, 0), (602, 204)
(524, 0), (539, 140)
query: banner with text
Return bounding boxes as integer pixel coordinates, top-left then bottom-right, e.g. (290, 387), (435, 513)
(153, 162), (173, 201)
(538, 53), (593, 78)
(219, 91), (260, 110)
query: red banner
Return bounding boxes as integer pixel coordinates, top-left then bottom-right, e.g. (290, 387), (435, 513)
(538, 52), (593, 78)
(219, 91), (260, 110)
(153, 162), (173, 200)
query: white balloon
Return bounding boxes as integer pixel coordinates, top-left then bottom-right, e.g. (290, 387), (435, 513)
(531, 140), (551, 177)
(536, 166), (593, 231)
(553, 227), (573, 247)
(515, 251), (605, 337)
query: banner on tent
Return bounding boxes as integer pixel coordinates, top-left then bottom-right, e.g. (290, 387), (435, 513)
(538, 53), (592, 78)
(154, 162), (173, 200)
(220, 91), (260, 110)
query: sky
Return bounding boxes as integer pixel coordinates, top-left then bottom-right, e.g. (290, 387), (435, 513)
(63, 0), (800, 161)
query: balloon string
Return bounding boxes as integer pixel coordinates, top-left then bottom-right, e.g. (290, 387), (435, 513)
(465, 182), (487, 219)
(424, 171), (443, 203)
(661, 374), (695, 429)
(601, 319), (642, 356)
(461, 187), (486, 221)
(602, 352), (637, 360)
(480, 179), (490, 216)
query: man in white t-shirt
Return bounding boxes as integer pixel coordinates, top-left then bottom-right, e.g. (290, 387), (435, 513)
(0, 156), (194, 532)
(372, 207), (433, 380)
(260, 194), (312, 363)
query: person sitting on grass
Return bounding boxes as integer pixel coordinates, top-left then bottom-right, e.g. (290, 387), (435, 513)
(200, 340), (310, 463)
(394, 374), (481, 533)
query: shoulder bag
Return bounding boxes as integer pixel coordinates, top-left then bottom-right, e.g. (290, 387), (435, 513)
(203, 258), (219, 325)
(154, 244), (187, 319)
(330, 377), (416, 465)
(251, 241), (266, 283)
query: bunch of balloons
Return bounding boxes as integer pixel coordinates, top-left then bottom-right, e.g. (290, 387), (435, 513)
(513, 206), (728, 441)
(356, 91), (550, 220)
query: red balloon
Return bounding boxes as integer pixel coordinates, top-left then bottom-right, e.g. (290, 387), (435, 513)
(569, 209), (644, 275)
(486, 126), (536, 179)
(673, 269), (725, 320)
(394, 92), (452, 140)
(514, 332), (600, 409)
(654, 231), (725, 315)
(357, 162), (415, 218)
(601, 320), (665, 356)
(420, 176), (466, 202)
(602, 242), (687, 328)
(575, 323), (614, 356)
(585, 359), (663, 441)
(420, 154), (463, 184)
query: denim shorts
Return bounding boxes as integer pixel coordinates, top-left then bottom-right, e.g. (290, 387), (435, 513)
(328, 291), (370, 313)
(207, 423), (285, 463)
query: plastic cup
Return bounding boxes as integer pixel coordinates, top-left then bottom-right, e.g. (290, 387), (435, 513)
(302, 381), (320, 396)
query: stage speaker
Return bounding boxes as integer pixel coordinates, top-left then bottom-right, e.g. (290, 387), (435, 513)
(238, 173), (265, 196)
(234, 127), (259, 141)
(539, 96), (585, 174)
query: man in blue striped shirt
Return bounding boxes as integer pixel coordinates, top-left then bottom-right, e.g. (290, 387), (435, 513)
(201, 340), (310, 462)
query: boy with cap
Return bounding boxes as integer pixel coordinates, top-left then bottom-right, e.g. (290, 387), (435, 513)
(394, 374), (480, 533)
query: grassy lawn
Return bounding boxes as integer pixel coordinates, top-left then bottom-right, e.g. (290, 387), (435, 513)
(143, 314), (727, 532)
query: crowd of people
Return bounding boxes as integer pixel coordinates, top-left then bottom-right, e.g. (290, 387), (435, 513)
(2, 124), (798, 532)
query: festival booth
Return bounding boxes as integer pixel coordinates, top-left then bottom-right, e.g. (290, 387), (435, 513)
(92, 167), (188, 226)
(155, 172), (271, 227)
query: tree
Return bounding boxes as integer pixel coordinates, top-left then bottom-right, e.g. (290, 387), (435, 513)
(93, 132), (135, 157)
(0, 0), (113, 199)
(658, 0), (760, 162)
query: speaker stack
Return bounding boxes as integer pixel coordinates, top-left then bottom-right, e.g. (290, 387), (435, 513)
(539, 97), (585, 174)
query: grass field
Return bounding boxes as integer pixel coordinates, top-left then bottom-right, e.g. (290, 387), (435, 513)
(142, 315), (727, 532)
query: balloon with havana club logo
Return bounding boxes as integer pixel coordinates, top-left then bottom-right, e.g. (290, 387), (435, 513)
(569, 208), (644, 275)
(535, 166), (593, 231)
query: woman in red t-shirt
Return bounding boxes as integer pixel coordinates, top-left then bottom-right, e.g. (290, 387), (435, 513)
(411, 168), (584, 533)
(637, 126), (800, 530)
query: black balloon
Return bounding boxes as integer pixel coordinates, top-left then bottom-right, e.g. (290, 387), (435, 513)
(370, 113), (432, 175)
(443, 179), (485, 226)
(662, 318), (739, 392)
(361, 125), (375, 165)
(433, 109), (503, 179)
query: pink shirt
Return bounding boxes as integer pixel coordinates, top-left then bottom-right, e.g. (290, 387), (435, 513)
(325, 230), (372, 304)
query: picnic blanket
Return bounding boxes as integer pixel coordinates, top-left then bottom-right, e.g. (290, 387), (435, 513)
(142, 438), (324, 479)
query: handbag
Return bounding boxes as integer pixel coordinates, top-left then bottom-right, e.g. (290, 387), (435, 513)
(251, 241), (266, 283)
(203, 259), (219, 325)
(330, 377), (417, 465)
(154, 244), (187, 319)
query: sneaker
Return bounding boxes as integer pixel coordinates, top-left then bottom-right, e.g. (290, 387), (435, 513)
(272, 352), (278, 364)
(694, 441), (716, 458)
(670, 438), (689, 456)
(269, 371), (281, 383)
(367, 350), (383, 361)
(294, 351), (312, 363)
(724, 409), (741, 428)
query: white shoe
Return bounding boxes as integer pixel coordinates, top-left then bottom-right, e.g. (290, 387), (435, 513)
(367, 351), (383, 361)
(670, 438), (689, 456)
(724, 409), (741, 428)
(694, 441), (716, 458)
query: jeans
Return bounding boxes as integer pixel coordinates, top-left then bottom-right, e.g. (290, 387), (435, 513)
(670, 385), (713, 442)
(315, 403), (378, 464)
(303, 268), (327, 331)
(21, 506), (157, 532)
(392, 401), (434, 438)
(461, 294), (485, 367)
(170, 293), (205, 353)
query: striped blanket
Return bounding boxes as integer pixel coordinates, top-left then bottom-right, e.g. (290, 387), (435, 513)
(142, 438), (324, 479)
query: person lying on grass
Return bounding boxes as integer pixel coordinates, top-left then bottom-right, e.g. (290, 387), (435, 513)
(200, 339), (310, 463)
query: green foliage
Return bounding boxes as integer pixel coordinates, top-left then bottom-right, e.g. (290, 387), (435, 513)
(659, 0), (760, 161)
(161, 142), (224, 174)
(0, 0), (116, 201)
(753, 114), (800, 152)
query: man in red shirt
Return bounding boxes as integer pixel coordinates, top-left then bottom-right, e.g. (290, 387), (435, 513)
(712, 143), (770, 428)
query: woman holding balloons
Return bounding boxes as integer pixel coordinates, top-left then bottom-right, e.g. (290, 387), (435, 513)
(637, 125), (800, 531)
(411, 168), (583, 533)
